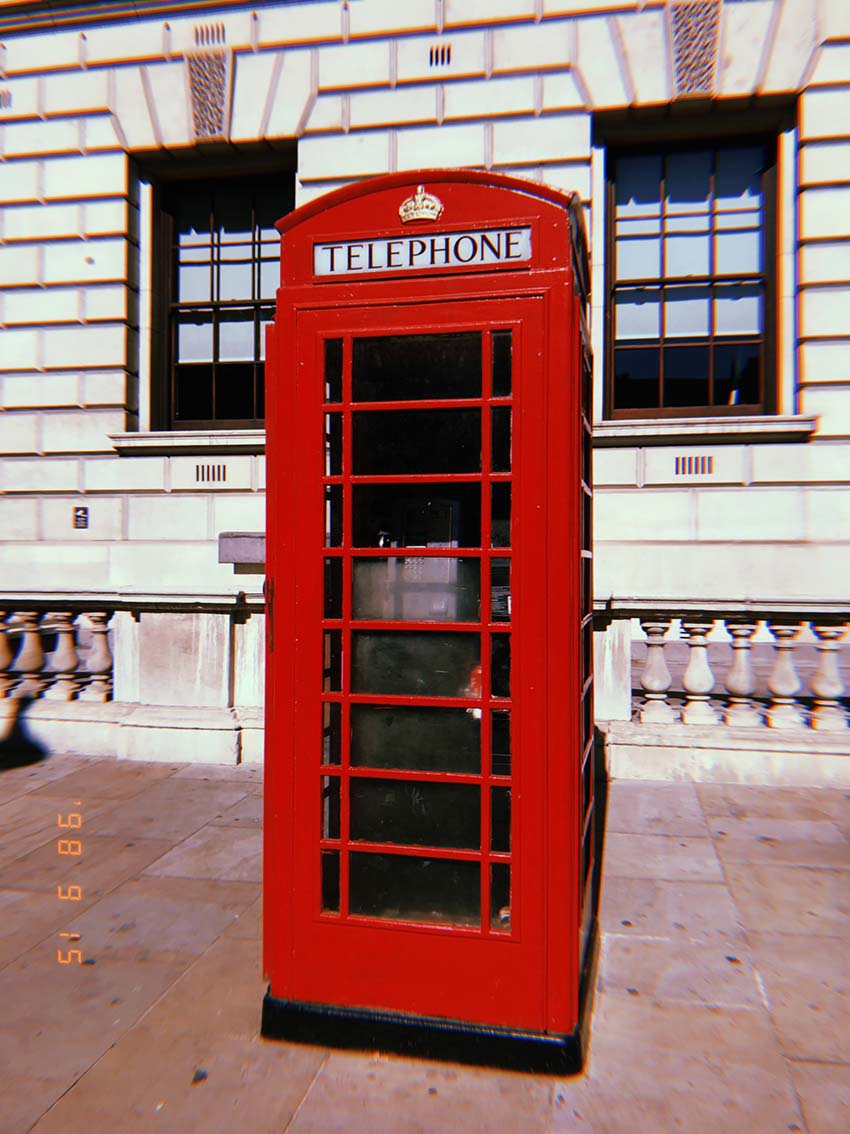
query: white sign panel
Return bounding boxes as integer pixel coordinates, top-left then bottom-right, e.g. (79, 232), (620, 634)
(313, 227), (532, 276)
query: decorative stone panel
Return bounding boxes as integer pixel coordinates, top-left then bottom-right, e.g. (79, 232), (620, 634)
(186, 49), (231, 140)
(669, 0), (720, 97)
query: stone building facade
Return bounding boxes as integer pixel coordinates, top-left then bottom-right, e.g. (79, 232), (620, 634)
(0, 0), (847, 778)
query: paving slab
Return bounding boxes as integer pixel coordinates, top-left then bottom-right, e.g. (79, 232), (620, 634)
(791, 1061), (850, 1134)
(0, 756), (847, 1134)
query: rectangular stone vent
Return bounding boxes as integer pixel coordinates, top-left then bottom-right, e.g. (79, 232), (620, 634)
(194, 22), (226, 47)
(675, 455), (714, 475)
(429, 43), (452, 66)
(196, 463), (227, 483)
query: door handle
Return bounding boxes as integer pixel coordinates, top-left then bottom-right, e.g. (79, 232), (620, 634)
(264, 577), (274, 653)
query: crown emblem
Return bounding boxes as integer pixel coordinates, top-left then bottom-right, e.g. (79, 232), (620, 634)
(398, 185), (444, 224)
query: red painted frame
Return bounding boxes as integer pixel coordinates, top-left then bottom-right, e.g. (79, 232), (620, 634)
(264, 171), (592, 1040)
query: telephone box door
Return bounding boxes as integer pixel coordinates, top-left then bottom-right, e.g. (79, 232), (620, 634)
(278, 296), (550, 1031)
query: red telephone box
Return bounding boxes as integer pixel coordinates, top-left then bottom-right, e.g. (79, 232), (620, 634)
(262, 171), (596, 1071)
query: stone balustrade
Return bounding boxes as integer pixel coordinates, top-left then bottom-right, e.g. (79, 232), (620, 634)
(0, 610), (114, 703)
(631, 616), (848, 732)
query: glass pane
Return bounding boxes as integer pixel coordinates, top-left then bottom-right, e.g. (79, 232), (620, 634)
(616, 216), (662, 237)
(218, 260), (252, 302)
(665, 151), (711, 214)
(662, 345), (710, 407)
(259, 257), (278, 299)
(615, 155), (662, 218)
(490, 558), (511, 622)
(351, 631), (480, 698)
(258, 308), (273, 359)
(714, 284), (762, 335)
(323, 630), (342, 692)
(491, 710), (511, 776)
(716, 211), (758, 231)
(325, 485), (342, 547)
(715, 147), (763, 211)
(352, 409), (481, 474)
(666, 215), (711, 232)
(491, 634), (511, 699)
(257, 364), (265, 418)
(325, 338), (343, 403)
(353, 484), (480, 548)
(665, 233), (710, 278)
(175, 364), (213, 421)
(349, 853), (480, 927)
(350, 779), (480, 849)
(491, 330), (512, 397)
(615, 288), (661, 340)
(351, 704), (480, 772)
(614, 346), (660, 410)
(321, 851), (340, 912)
(322, 701), (341, 765)
(219, 309), (255, 361)
(177, 312), (213, 362)
(352, 333), (481, 401)
(617, 236), (661, 280)
(713, 342), (761, 406)
(321, 775), (340, 839)
(324, 557), (342, 619)
(491, 483), (511, 548)
(490, 863), (511, 932)
(325, 413), (342, 476)
(352, 557), (480, 622)
(715, 230), (761, 275)
(491, 787), (511, 853)
(178, 263), (212, 302)
(664, 286), (710, 338)
(491, 407), (511, 472)
(214, 362), (255, 421)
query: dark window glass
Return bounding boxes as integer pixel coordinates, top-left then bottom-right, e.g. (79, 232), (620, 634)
(351, 631), (480, 698)
(353, 409), (481, 474)
(350, 779), (480, 849)
(352, 557), (480, 622)
(609, 143), (771, 416)
(352, 333), (481, 401)
(491, 482), (511, 548)
(491, 634), (511, 699)
(491, 330), (512, 397)
(159, 174), (293, 429)
(349, 853), (480, 926)
(491, 710), (511, 776)
(351, 704), (480, 772)
(353, 484), (480, 548)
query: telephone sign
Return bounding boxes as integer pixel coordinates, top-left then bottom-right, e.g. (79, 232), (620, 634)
(262, 171), (595, 1072)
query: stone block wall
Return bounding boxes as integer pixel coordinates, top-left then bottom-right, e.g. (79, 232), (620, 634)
(0, 0), (848, 759)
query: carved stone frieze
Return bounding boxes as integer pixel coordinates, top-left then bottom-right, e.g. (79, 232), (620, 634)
(670, 0), (720, 97)
(186, 49), (230, 141)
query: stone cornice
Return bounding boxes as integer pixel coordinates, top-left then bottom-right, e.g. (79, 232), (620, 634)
(0, 0), (314, 37)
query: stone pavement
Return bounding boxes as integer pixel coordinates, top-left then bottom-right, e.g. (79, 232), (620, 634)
(0, 754), (847, 1134)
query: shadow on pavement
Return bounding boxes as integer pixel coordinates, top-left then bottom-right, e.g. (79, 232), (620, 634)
(0, 696), (49, 770)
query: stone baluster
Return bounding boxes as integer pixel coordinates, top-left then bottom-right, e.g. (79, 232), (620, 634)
(766, 622), (805, 728)
(681, 620), (719, 724)
(810, 624), (848, 731)
(723, 623), (762, 726)
(43, 613), (82, 701)
(79, 612), (113, 702)
(12, 612), (46, 698)
(0, 612), (15, 698)
(639, 620), (676, 723)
